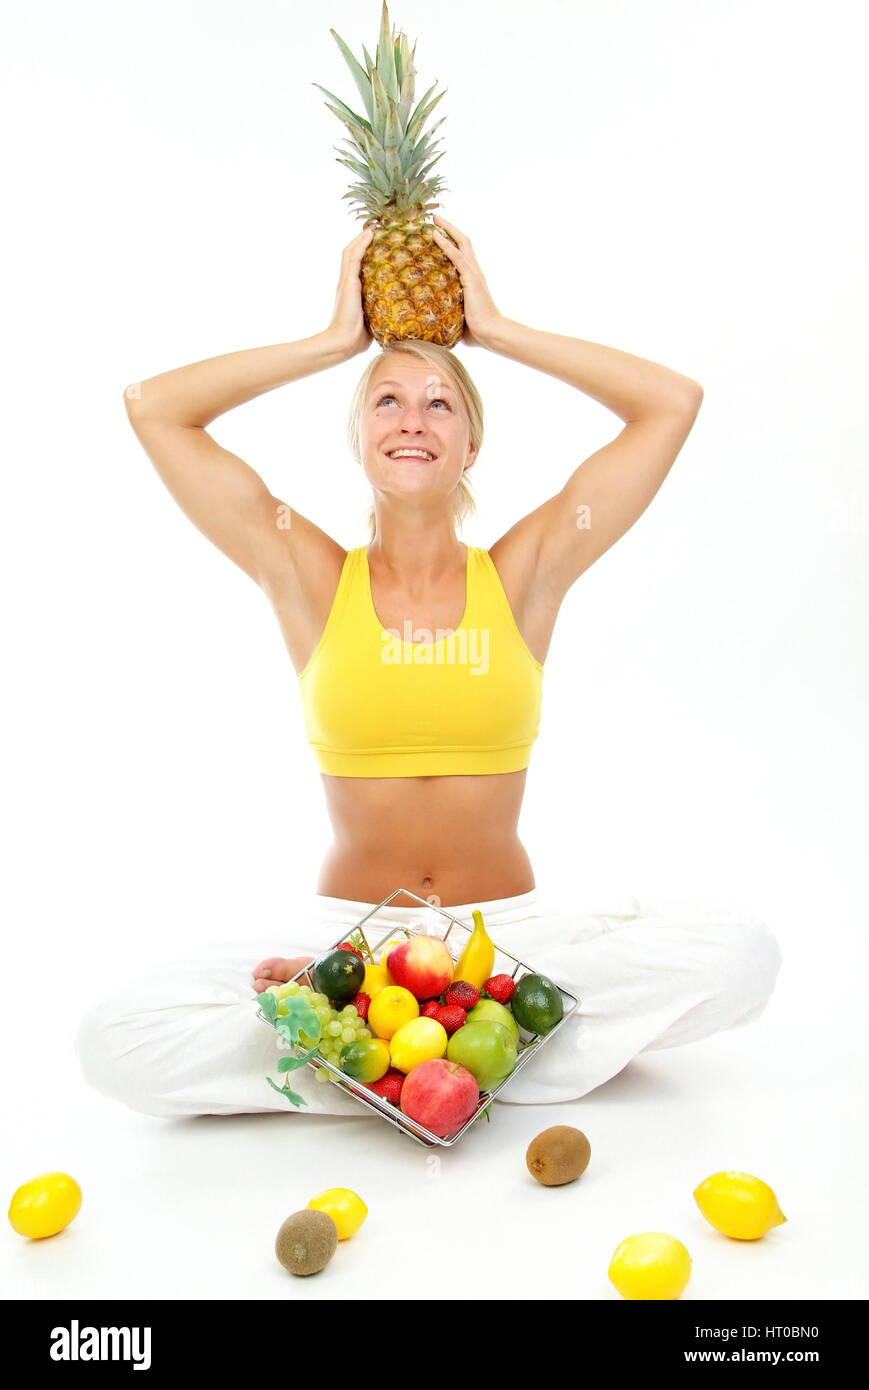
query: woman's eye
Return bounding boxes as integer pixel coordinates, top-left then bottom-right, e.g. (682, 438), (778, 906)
(375, 393), (450, 410)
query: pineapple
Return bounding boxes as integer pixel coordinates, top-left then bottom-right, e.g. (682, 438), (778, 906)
(315, 2), (464, 347)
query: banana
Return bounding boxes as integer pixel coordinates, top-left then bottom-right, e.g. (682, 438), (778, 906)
(453, 909), (495, 990)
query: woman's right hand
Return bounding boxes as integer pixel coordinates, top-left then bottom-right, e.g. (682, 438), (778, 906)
(325, 227), (375, 359)
(252, 954), (314, 994)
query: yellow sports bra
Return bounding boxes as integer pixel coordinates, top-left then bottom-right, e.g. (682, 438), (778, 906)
(298, 545), (543, 777)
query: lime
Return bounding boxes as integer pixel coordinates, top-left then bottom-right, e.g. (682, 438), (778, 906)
(694, 1171), (786, 1240)
(608, 1232), (692, 1300)
(338, 1038), (391, 1084)
(510, 974), (563, 1035)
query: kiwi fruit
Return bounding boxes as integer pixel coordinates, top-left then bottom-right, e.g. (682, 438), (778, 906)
(275, 1209), (339, 1276)
(526, 1125), (591, 1186)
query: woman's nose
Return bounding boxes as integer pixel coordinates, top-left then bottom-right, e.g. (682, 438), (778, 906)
(400, 409), (426, 431)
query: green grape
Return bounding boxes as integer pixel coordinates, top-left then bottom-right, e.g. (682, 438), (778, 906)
(284, 980), (301, 996)
(311, 993), (328, 1007)
(327, 1020), (343, 1037)
(299, 985), (313, 998)
(341, 1027), (355, 1043)
(314, 1066), (330, 1083)
(341, 1005), (357, 1019)
(357, 1026), (371, 1038)
(315, 1005), (331, 1022)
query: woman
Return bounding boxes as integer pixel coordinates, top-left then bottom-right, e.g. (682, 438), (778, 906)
(75, 220), (781, 1117)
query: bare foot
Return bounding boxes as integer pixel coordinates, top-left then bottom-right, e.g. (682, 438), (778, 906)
(251, 955), (314, 994)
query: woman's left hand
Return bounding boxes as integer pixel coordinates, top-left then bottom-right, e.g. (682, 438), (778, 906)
(431, 216), (504, 348)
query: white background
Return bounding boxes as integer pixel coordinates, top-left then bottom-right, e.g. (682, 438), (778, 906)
(2, 0), (867, 1305)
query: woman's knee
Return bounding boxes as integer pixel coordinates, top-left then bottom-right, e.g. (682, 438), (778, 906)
(74, 994), (188, 1118)
(74, 1000), (155, 1117)
(715, 917), (781, 1010)
(636, 915), (781, 1055)
(675, 915), (782, 1037)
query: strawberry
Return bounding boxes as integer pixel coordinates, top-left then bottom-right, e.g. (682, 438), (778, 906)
(420, 1000), (441, 1019)
(350, 991), (371, 1022)
(433, 1004), (467, 1036)
(338, 942), (365, 960)
(367, 1069), (404, 1105)
(445, 981), (481, 1010)
(483, 974), (516, 1004)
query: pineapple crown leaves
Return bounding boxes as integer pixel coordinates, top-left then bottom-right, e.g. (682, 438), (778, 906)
(314, 1), (449, 218)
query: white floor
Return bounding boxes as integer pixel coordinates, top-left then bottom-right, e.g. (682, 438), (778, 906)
(4, 900), (866, 1302)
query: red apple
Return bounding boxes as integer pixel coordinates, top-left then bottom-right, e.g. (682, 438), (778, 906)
(400, 1058), (480, 1138)
(387, 935), (454, 1002)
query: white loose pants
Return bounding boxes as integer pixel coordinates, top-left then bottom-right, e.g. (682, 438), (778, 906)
(74, 888), (782, 1118)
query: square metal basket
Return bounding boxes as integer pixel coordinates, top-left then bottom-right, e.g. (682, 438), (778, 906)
(257, 889), (579, 1147)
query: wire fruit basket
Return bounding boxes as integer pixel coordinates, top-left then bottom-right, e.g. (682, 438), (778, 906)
(257, 889), (580, 1148)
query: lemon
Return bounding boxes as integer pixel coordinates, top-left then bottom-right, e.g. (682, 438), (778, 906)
(9, 1172), (83, 1240)
(362, 962), (391, 999)
(367, 986), (419, 1040)
(608, 1232), (692, 1300)
(307, 1188), (367, 1241)
(375, 935), (405, 965)
(694, 1170), (786, 1240)
(389, 1017), (448, 1073)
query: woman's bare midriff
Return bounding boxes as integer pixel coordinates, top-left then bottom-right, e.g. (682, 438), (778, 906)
(316, 769), (535, 908)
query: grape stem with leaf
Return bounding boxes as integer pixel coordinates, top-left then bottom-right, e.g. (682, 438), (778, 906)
(259, 991), (323, 1108)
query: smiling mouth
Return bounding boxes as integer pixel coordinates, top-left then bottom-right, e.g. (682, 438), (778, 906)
(385, 448), (436, 461)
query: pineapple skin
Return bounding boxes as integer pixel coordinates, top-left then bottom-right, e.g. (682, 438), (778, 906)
(362, 214), (463, 348)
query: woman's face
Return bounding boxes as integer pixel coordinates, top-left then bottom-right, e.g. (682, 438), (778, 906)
(357, 355), (476, 514)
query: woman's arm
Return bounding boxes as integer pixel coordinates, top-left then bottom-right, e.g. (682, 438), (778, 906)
(123, 230), (373, 587)
(125, 228), (373, 424)
(432, 214), (700, 414)
(473, 318), (701, 420)
(432, 217), (703, 600)
(125, 332), (354, 429)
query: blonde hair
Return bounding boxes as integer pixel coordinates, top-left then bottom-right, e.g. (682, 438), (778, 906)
(346, 340), (484, 541)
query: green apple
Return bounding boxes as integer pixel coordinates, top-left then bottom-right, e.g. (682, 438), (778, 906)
(466, 999), (520, 1047)
(447, 1021), (517, 1092)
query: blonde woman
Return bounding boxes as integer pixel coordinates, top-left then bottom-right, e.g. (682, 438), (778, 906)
(76, 222), (780, 1117)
